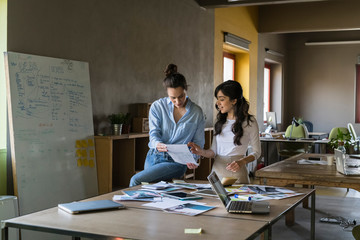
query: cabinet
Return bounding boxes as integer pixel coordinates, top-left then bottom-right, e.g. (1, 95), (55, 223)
(95, 129), (213, 194)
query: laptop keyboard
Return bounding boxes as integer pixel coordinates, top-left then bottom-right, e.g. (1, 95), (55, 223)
(228, 201), (252, 213)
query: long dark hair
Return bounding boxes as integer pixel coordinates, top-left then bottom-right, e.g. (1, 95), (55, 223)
(163, 63), (188, 90)
(214, 80), (254, 145)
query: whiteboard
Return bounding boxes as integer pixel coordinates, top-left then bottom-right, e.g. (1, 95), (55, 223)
(5, 52), (98, 216)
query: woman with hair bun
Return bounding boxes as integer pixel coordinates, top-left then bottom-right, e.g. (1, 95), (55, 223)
(188, 80), (260, 183)
(129, 64), (205, 187)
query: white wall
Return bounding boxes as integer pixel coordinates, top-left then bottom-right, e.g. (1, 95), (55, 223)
(0, 0), (7, 149)
(285, 31), (360, 133)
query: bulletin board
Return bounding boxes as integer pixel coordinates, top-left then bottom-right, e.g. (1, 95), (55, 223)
(5, 52), (98, 216)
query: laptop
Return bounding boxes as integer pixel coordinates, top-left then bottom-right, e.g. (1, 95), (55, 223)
(334, 149), (360, 176)
(58, 199), (125, 214)
(207, 172), (270, 214)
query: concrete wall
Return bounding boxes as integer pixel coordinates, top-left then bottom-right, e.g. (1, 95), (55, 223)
(285, 31), (360, 133)
(7, 0), (215, 132)
(257, 33), (287, 130)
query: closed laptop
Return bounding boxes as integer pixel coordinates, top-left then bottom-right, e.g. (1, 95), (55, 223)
(58, 199), (125, 214)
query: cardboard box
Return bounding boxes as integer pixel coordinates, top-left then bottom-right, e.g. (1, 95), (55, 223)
(134, 103), (151, 118)
(132, 118), (149, 133)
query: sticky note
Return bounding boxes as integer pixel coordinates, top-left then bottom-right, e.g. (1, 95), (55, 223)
(89, 149), (95, 158)
(184, 228), (202, 234)
(81, 140), (87, 148)
(83, 158), (89, 166)
(89, 159), (95, 168)
(75, 140), (81, 148)
(76, 149), (82, 157)
(77, 159), (82, 167)
(141, 182), (149, 185)
(81, 149), (87, 157)
(88, 139), (94, 147)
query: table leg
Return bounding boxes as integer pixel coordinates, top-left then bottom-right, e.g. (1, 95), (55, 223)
(262, 227), (271, 240)
(1, 224), (9, 240)
(311, 191), (315, 240)
(285, 209), (295, 226)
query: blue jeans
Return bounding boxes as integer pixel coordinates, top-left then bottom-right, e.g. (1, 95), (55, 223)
(129, 149), (187, 187)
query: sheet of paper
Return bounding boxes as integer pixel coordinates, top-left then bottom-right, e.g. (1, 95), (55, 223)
(166, 144), (198, 165)
(142, 197), (205, 209)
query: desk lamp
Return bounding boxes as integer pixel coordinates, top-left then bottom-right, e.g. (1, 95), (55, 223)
(289, 117), (300, 139)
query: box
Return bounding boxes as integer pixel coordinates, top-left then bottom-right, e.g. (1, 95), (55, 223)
(134, 103), (151, 118)
(132, 118), (149, 133)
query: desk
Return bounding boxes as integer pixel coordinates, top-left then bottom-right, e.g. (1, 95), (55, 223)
(256, 153), (360, 192)
(1, 183), (315, 240)
(260, 138), (328, 166)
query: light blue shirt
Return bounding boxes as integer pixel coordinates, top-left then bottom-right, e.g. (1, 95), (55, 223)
(148, 97), (205, 152)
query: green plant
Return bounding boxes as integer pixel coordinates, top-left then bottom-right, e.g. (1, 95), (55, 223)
(328, 128), (353, 151)
(108, 113), (131, 125)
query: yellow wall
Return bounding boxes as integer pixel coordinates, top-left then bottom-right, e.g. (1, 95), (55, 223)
(214, 6), (259, 117)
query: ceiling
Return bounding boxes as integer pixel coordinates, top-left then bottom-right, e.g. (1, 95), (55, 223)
(194, 0), (332, 8)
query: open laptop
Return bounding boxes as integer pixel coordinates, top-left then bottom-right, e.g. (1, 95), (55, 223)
(207, 172), (270, 214)
(334, 149), (360, 176)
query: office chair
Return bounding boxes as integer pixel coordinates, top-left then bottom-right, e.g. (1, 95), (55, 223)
(328, 127), (349, 140)
(302, 120), (313, 132)
(277, 124), (309, 160)
(348, 123), (358, 141)
(348, 123), (359, 153)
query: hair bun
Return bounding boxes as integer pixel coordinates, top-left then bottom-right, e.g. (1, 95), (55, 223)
(164, 63), (178, 77)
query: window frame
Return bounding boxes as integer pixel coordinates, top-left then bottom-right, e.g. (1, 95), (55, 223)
(223, 52), (236, 81)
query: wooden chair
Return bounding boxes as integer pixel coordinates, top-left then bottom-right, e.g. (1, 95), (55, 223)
(353, 225), (360, 240)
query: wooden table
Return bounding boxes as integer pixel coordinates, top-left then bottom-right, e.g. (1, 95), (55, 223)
(1, 183), (315, 240)
(256, 153), (360, 192)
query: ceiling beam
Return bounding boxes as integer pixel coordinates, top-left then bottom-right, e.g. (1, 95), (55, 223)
(194, 0), (330, 8)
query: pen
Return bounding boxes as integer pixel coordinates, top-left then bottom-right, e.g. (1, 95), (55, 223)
(234, 194), (238, 198)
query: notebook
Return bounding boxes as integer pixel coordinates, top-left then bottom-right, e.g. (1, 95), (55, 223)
(207, 172), (270, 214)
(58, 200), (125, 214)
(334, 149), (360, 176)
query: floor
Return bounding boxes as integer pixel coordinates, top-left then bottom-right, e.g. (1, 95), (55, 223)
(315, 185), (360, 198)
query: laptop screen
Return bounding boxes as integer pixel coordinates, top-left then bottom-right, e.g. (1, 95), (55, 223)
(207, 172), (230, 207)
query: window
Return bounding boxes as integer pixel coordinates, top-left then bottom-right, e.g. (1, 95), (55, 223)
(356, 64), (360, 123)
(223, 52), (235, 82)
(263, 64), (271, 121)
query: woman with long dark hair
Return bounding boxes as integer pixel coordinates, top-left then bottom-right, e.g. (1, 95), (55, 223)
(129, 64), (205, 186)
(188, 80), (260, 183)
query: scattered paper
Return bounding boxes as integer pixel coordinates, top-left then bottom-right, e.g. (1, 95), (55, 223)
(297, 159), (328, 165)
(164, 203), (215, 216)
(142, 197), (205, 209)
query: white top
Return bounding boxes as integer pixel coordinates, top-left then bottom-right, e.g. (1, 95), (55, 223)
(210, 118), (261, 159)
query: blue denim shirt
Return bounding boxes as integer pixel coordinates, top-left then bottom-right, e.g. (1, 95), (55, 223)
(148, 97), (205, 152)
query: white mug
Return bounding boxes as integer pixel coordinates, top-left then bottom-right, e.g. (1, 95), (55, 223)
(327, 155), (334, 165)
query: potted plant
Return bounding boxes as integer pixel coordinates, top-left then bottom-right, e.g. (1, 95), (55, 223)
(328, 128), (353, 153)
(108, 113), (125, 135)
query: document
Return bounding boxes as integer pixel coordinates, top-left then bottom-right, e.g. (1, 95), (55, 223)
(166, 144), (198, 166)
